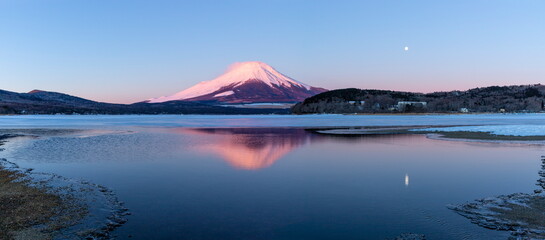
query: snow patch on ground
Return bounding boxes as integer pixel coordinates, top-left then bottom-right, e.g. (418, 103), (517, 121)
(213, 91), (234, 98)
(417, 125), (545, 136)
(220, 102), (295, 109)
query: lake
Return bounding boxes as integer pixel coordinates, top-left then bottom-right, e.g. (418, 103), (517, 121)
(1, 114), (544, 239)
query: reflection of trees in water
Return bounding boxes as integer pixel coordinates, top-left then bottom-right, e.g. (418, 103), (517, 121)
(310, 131), (420, 143)
(182, 128), (425, 170)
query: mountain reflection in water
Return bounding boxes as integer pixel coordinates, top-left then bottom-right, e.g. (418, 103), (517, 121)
(176, 128), (419, 170)
(178, 128), (314, 170)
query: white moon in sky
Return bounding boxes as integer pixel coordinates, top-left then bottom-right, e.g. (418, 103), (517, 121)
(404, 46), (409, 51)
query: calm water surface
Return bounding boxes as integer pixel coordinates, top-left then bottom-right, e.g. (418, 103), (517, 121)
(1, 115), (544, 239)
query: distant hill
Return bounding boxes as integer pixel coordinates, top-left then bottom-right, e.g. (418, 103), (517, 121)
(0, 89), (288, 115)
(291, 84), (545, 114)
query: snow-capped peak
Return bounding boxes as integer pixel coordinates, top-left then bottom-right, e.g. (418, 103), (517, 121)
(148, 61), (313, 103)
(223, 61), (311, 89)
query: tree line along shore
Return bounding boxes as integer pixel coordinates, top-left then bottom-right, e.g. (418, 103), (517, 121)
(292, 84), (545, 114)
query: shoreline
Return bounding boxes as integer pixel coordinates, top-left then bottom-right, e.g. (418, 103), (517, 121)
(0, 134), (65, 239)
(1, 112), (545, 116)
(311, 125), (545, 143)
(448, 157), (545, 239)
(0, 132), (129, 240)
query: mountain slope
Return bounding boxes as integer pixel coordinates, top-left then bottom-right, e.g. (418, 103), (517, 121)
(0, 89), (288, 114)
(148, 61), (326, 103)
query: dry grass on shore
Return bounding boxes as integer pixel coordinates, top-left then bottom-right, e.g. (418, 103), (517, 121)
(0, 168), (62, 240)
(0, 134), (86, 240)
(492, 196), (545, 230)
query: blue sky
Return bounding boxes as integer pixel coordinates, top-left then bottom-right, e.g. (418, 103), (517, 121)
(1, 0), (544, 103)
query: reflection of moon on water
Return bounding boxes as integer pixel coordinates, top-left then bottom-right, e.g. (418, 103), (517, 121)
(405, 174), (409, 186)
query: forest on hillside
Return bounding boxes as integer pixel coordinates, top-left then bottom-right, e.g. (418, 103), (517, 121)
(291, 85), (545, 114)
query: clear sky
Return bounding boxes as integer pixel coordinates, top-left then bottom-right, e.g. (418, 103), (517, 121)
(1, 0), (544, 103)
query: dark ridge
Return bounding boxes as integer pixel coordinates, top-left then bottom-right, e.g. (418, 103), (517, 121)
(0, 89), (289, 115)
(292, 84), (545, 114)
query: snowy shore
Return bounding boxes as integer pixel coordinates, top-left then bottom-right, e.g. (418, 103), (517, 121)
(416, 125), (545, 137)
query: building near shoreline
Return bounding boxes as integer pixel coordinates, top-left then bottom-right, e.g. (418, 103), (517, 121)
(397, 102), (427, 111)
(347, 101), (365, 105)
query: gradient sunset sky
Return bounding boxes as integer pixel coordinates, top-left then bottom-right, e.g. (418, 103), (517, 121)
(1, 0), (544, 103)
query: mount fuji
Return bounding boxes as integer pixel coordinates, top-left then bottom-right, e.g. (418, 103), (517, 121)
(147, 61), (327, 104)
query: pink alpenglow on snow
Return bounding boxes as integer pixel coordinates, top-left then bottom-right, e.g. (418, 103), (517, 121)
(147, 61), (327, 103)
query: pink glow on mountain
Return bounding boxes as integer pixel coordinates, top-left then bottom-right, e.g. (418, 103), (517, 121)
(148, 61), (321, 103)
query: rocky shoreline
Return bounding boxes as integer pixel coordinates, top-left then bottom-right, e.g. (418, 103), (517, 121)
(0, 133), (129, 240)
(448, 157), (545, 239)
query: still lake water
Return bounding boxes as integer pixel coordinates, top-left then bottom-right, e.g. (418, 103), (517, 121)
(1, 114), (545, 239)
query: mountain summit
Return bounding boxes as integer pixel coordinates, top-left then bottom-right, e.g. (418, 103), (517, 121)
(148, 61), (326, 103)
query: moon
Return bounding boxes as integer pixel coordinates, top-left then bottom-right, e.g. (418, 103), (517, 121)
(404, 46), (409, 51)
